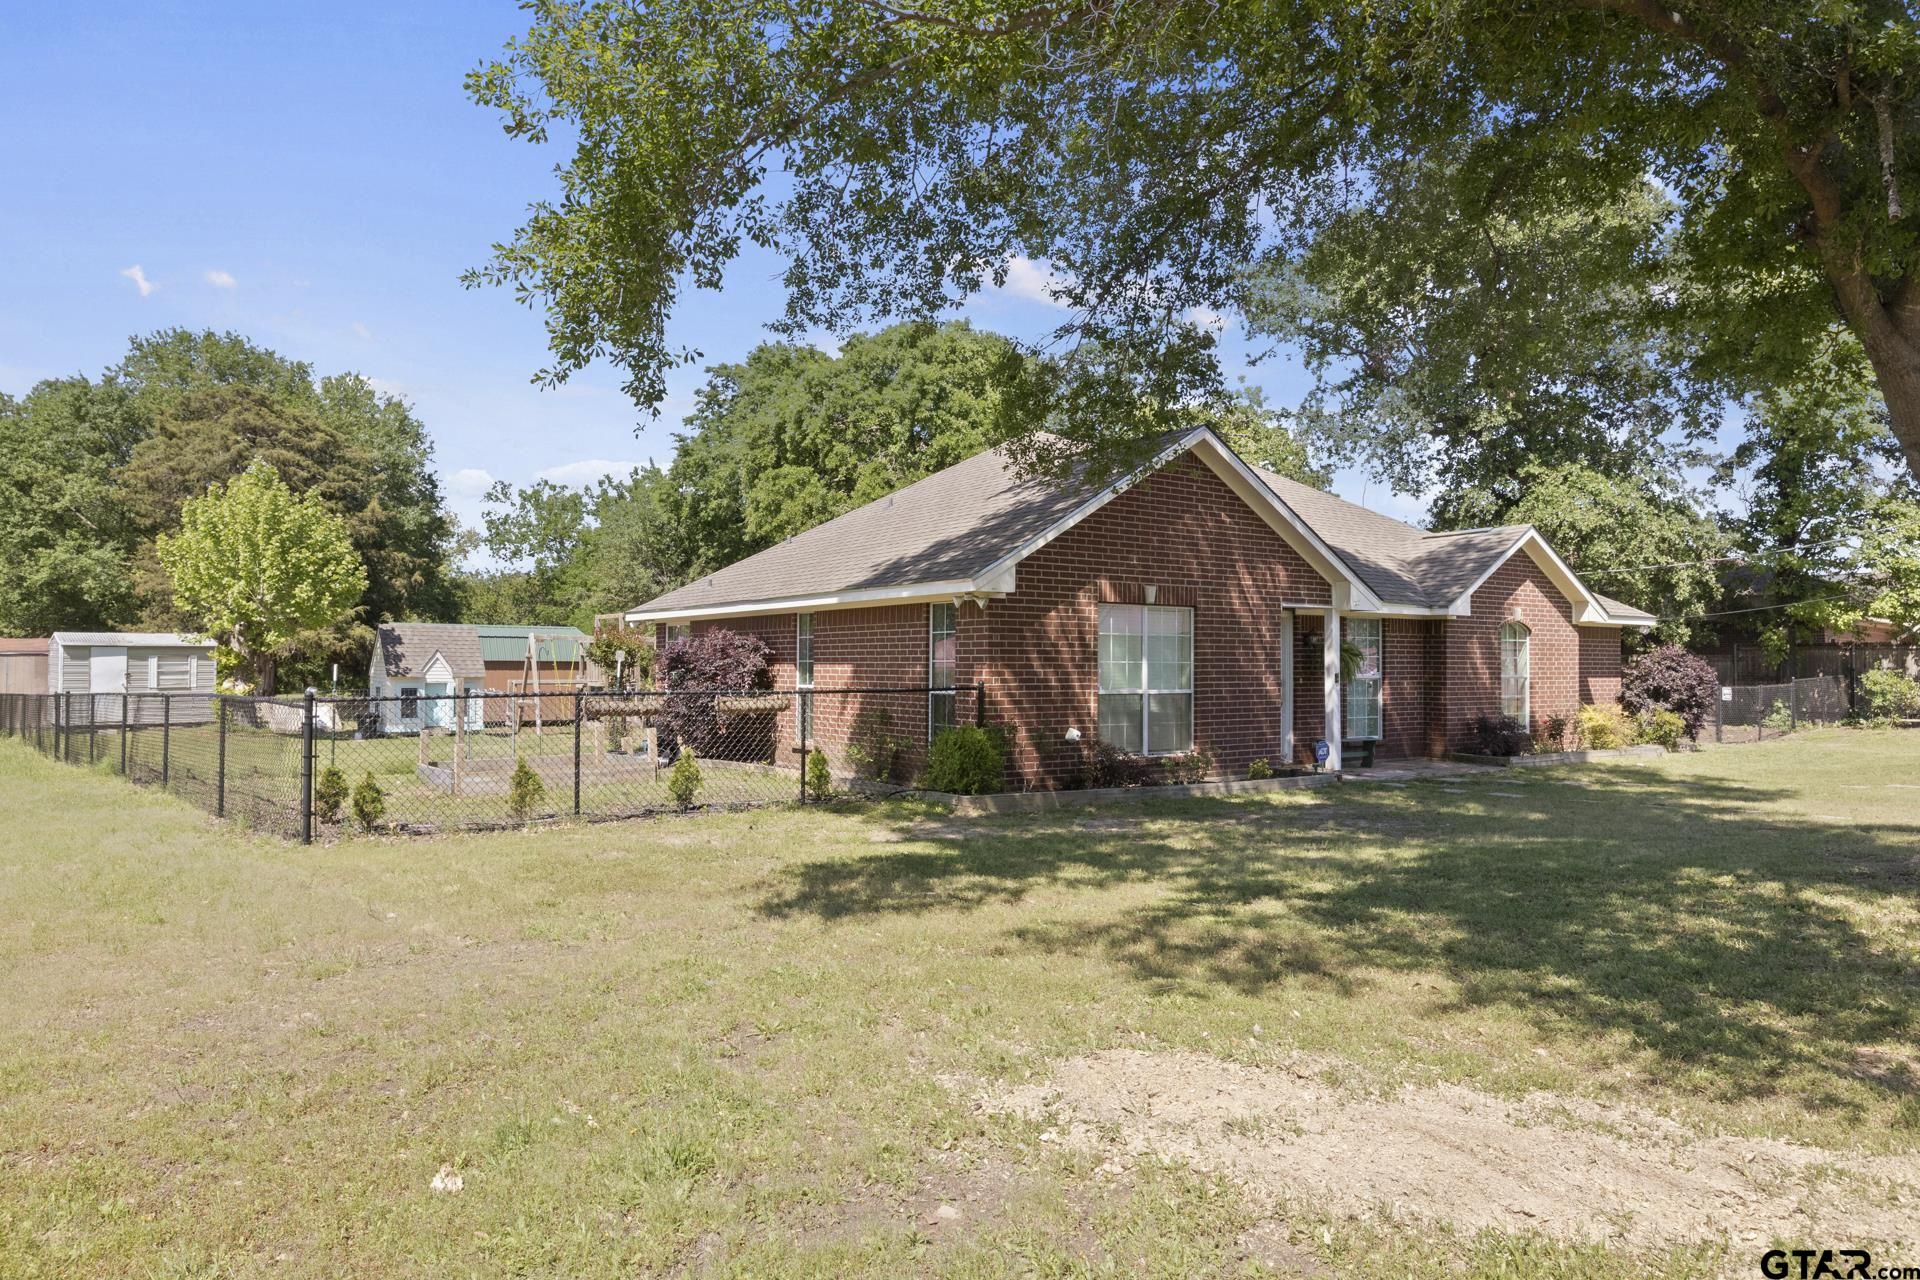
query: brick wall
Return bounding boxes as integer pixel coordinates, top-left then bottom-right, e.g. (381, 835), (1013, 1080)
(980, 453), (1332, 786)
(1441, 553), (1625, 750)
(1291, 616), (1439, 764)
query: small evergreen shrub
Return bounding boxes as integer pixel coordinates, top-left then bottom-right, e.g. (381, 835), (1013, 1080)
(1858, 669), (1920, 722)
(313, 765), (349, 825)
(923, 725), (1006, 794)
(1469, 713), (1530, 756)
(1636, 708), (1686, 751)
(1576, 704), (1633, 750)
(507, 757), (546, 822)
(805, 748), (833, 798)
(1247, 757), (1274, 780)
(1621, 644), (1719, 743)
(351, 772), (386, 832)
(667, 749), (703, 809)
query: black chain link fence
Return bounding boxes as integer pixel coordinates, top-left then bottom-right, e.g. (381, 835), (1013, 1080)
(1711, 674), (1848, 744)
(0, 685), (981, 840)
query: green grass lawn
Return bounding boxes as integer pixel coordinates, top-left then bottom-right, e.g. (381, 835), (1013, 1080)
(1, 729), (1916, 1278)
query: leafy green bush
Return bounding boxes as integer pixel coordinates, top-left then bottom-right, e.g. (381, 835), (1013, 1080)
(922, 725), (1006, 795)
(1246, 757), (1274, 780)
(313, 765), (349, 825)
(351, 772), (386, 832)
(1636, 708), (1685, 751)
(846, 707), (904, 781)
(1576, 704), (1633, 750)
(1161, 747), (1214, 785)
(507, 757), (547, 822)
(805, 748), (833, 798)
(1858, 669), (1920, 721)
(1762, 699), (1795, 732)
(667, 749), (703, 809)
(1469, 713), (1530, 756)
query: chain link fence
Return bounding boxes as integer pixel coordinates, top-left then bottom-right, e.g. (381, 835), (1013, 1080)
(1, 685), (983, 840)
(1711, 674), (1848, 744)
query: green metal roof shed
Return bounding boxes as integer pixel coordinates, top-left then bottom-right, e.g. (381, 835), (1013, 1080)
(471, 625), (592, 665)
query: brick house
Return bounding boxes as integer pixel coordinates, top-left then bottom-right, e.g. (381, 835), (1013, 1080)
(624, 428), (1653, 787)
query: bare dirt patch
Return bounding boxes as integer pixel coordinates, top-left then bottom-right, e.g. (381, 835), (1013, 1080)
(975, 1049), (1920, 1253)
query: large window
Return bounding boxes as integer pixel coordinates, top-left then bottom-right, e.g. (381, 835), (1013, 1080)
(796, 613), (814, 744)
(1345, 618), (1383, 741)
(1097, 605), (1193, 754)
(663, 622), (691, 646)
(1500, 621), (1531, 723)
(929, 603), (957, 736)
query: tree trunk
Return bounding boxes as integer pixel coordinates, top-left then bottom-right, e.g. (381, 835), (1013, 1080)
(1856, 313), (1920, 485)
(253, 653), (277, 698)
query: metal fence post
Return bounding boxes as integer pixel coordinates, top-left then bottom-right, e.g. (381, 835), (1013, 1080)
(87, 697), (96, 765)
(573, 690), (584, 817)
(120, 693), (129, 775)
(216, 697), (228, 818)
(300, 689), (316, 845)
(975, 680), (986, 727)
(1790, 679), (1799, 732)
(161, 694), (171, 789)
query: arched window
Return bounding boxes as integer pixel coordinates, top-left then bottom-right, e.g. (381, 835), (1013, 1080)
(1499, 621), (1531, 723)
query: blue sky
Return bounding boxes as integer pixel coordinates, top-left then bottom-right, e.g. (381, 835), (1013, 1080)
(1, 1), (1416, 553)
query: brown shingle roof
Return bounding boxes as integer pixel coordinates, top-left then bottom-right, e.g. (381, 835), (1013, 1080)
(376, 624), (486, 680)
(628, 434), (1650, 621)
(0, 637), (48, 655)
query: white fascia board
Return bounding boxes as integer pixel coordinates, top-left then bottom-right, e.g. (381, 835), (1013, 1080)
(626, 578), (995, 624)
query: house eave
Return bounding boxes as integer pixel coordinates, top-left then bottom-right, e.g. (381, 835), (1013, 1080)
(625, 576), (1009, 625)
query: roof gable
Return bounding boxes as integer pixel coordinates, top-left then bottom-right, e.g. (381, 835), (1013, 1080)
(376, 624), (486, 679)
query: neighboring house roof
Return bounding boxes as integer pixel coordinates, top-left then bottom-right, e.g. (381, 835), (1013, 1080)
(50, 632), (214, 648)
(0, 637), (49, 655)
(472, 624), (591, 665)
(375, 623), (487, 680)
(625, 429), (1652, 626)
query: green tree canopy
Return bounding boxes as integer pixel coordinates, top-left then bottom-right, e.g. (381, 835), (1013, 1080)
(468, 1), (1920, 488)
(157, 461), (367, 694)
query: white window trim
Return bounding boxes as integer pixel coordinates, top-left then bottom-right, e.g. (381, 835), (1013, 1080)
(928, 602), (957, 739)
(1500, 621), (1532, 724)
(146, 654), (159, 690)
(399, 684), (421, 723)
(1097, 603), (1194, 756)
(796, 613), (814, 746)
(1345, 618), (1383, 742)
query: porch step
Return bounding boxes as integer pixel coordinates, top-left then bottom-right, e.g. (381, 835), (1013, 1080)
(1340, 740), (1376, 769)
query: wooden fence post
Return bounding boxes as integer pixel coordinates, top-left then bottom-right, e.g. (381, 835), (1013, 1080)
(573, 690), (583, 817)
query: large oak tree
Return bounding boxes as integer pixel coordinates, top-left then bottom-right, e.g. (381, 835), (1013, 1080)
(468, 0), (1920, 484)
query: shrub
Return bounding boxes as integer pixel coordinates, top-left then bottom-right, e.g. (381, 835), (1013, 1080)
(1537, 714), (1572, 754)
(1469, 713), (1530, 757)
(922, 724), (1007, 794)
(1247, 757), (1274, 781)
(656, 628), (772, 758)
(1081, 740), (1154, 789)
(1621, 644), (1719, 743)
(584, 625), (655, 690)
(1577, 704), (1633, 750)
(846, 707), (905, 781)
(507, 757), (546, 822)
(1161, 747), (1214, 785)
(1858, 669), (1920, 721)
(1762, 699), (1795, 732)
(1636, 708), (1686, 751)
(313, 765), (349, 824)
(804, 748), (833, 798)
(667, 749), (703, 809)
(351, 772), (386, 832)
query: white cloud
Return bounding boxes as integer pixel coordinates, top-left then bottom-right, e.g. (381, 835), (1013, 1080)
(352, 321), (373, 341)
(365, 376), (410, 401)
(445, 467), (497, 498)
(205, 268), (236, 289)
(535, 458), (643, 487)
(997, 255), (1072, 309)
(119, 265), (156, 297)
(1184, 304), (1227, 331)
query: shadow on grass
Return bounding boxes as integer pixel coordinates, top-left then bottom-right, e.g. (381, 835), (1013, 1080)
(758, 764), (1920, 1107)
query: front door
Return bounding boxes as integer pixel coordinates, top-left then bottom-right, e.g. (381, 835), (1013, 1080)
(423, 681), (453, 730)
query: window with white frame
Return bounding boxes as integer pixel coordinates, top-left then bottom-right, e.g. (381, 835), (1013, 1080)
(929, 603), (957, 736)
(399, 685), (419, 721)
(796, 613), (814, 744)
(1097, 604), (1193, 754)
(1345, 618), (1383, 741)
(1500, 621), (1531, 722)
(146, 654), (158, 690)
(663, 623), (691, 646)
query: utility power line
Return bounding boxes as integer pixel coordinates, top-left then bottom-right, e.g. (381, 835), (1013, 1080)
(1582, 528), (1889, 577)
(1656, 592), (1863, 623)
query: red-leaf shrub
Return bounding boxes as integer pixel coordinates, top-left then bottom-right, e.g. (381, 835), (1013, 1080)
(1620, 645), (1718, 743)
(656, 628), (772, 758)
